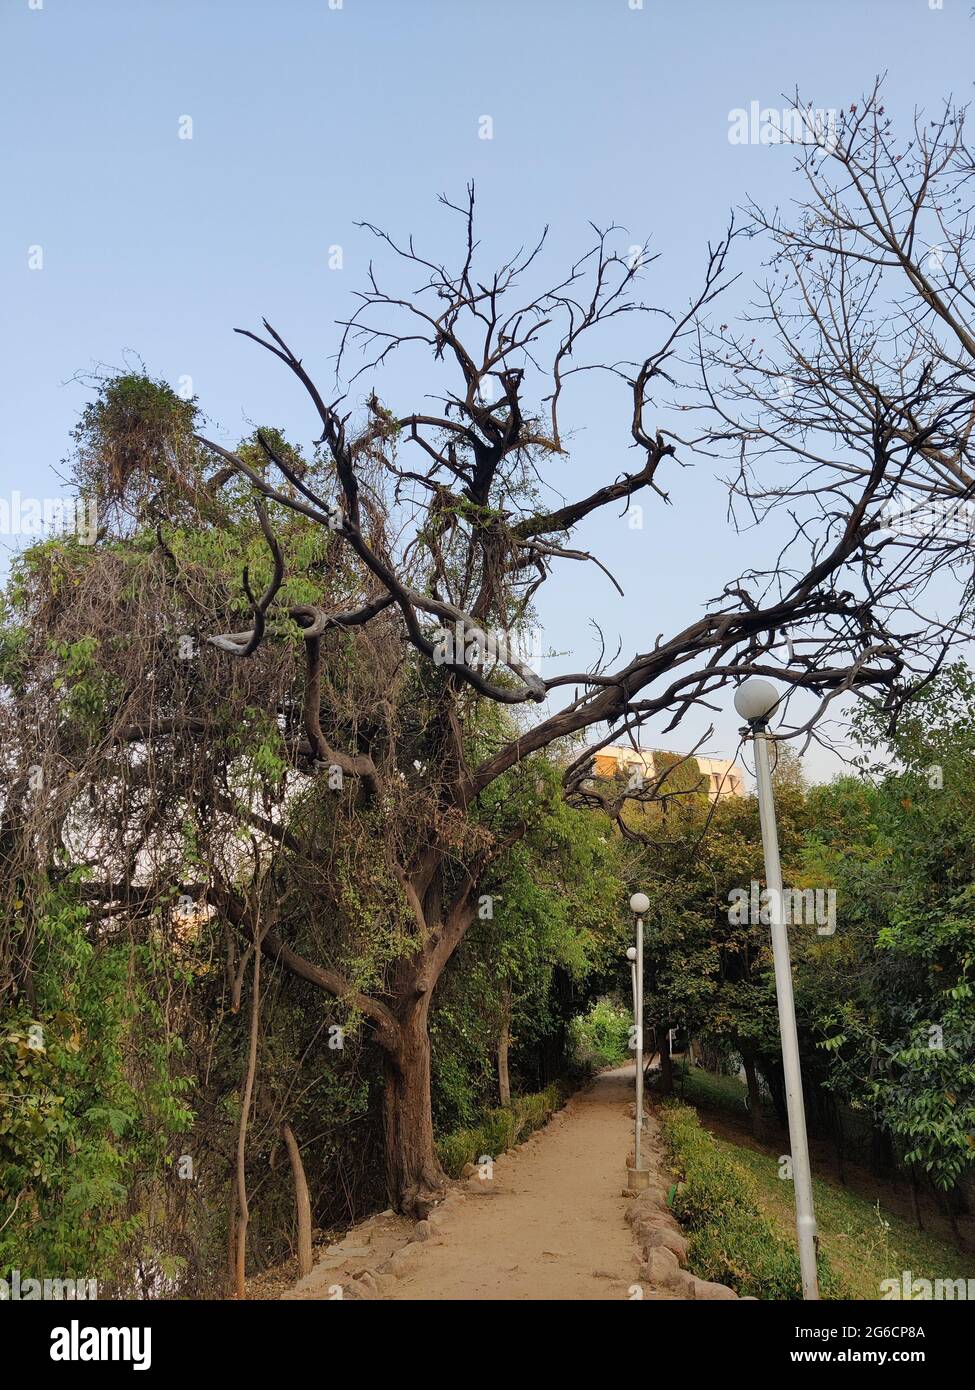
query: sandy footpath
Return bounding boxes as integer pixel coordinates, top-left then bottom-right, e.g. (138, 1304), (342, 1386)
(281, 1065), (677, 1302)
(381, 1066), (656, 1301)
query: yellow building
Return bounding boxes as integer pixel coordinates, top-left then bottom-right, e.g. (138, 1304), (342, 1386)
(591, 746), (746, 802)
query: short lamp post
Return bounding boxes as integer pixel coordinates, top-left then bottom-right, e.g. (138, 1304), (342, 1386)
(734, 678), (820, 1300)
(627, 891), (650, 1191)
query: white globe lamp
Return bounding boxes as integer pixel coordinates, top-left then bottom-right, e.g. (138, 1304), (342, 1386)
(733, 678), (780, 724)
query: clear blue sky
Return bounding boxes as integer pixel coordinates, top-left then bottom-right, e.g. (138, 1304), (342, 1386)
(2, 0), (971, 781)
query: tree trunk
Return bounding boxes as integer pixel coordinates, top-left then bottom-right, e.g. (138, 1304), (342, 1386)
(281, 1121), (313, 1278)
(936, 1189), (970, 1252)
(870, 1123), (893, 1177)
(765, 1063), (788, 1129)
(234, 937), (261, 1299)
(226, 1182), (237, 1295)
(498, 985), (511, 1107)
(742, 1050), (767, 1138)
(657, 1027), (674, 1096)
(832, 1097), (845, 1185)
(382, 998), (446, 1219)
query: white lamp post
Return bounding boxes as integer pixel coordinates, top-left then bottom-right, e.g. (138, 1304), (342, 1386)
(734, 678), (819, 1300)
(627, 892), (650, 1189)
(625, 945), (639, 1162)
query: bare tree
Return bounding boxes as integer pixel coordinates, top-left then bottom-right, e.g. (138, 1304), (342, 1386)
(186, 191), (912, 1214)
(4, 190), (914, 1220)
(691, 82), (975, 732)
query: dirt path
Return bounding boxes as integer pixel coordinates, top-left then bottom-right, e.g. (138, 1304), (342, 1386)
(382, 1067), (650, 1301)
(280, 1066), (679, 1303)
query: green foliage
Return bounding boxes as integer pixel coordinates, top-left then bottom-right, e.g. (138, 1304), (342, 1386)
(431, 752), (628, 1129)
(623, 784), (788, 1084)
(430, 959), (500, 1133)
(70, 372), (201, 519)
(808, 665), (975, 1192)
(0, 886), (193, 1283)
(436, 1085), (562, 1178)
(569, 999), (632, 1069)
(478, 754), (625, 982)
(49, 636), (123, 732)
(661, 1102), (844, 1299)
(620, 666), (975, 1211)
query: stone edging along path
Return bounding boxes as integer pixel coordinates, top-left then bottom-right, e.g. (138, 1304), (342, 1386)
(624, 1103), (742, 1300)
(280, 1066), (742, 1301)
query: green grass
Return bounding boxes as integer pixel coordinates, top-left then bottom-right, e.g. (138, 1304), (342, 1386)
(673, 1062), (750, 1117)
(664, 1067), (972, 1300)
(722, 1138), (972, 1301)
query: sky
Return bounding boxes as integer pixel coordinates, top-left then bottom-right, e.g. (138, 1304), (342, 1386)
(2, 0), (972, 785)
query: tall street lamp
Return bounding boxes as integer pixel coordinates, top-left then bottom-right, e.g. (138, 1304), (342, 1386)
(627, 891), (650, 1191)
(734, 678), (820, 1300)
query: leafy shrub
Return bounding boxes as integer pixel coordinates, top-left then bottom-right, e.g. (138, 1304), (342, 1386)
(660, 1103), (846, 1299)
(0, 891), (194, 1285)
(569, 999), (632, 1070)
(436, 1084), (562, 1177)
